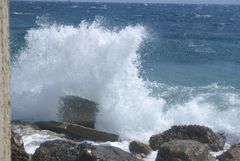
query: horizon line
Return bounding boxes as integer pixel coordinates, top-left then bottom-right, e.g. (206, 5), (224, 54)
(10, 0), (240, 5)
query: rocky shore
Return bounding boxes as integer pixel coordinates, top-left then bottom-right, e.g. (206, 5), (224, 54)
(12, 96), (240, 161)
(12, 121), (240, 161)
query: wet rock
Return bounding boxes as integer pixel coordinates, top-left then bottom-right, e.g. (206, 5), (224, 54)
(33, 121), (119, 142)
(66, 124), (119, 142)
(78, 144), (141, 161)
(12, 120), (41, 131)
(34, 121), (67, 134)
(13, 120), (67, 155)
(32, 140), (141, 161)
(32, 140), (80, 161)
(58, 96), (98, 128)
(217, 143), (240, 161)
(149, 125), (225, 151)
(129, 141), (152, 156)
(11, 131), (29, 161)
(155, 140), (215, 161)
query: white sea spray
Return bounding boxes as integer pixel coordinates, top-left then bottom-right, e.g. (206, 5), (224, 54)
(12, 20), (240, 143)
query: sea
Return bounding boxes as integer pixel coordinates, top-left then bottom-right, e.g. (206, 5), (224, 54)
(11, 1), (240, 157)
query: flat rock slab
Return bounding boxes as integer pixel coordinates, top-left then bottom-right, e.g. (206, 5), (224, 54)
(33, 121), (119, 142)
(67, 124), (119, 142)
(149, 125), (225, 151)
(34, 121), (67, 134)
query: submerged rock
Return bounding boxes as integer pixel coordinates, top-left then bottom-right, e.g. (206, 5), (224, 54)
(155, 140), (215, 161)
(58, 96), (98, 128)
(129, 141), (152, 156)
(32, 140), (141, 161)
(11, 131), (29, 161)
(66, 124), (119, 142)
(149, 125), (225, 151)
(217, 143), (240, 161)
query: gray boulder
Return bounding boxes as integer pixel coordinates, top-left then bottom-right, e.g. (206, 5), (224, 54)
(149, 125), (225, 151)
(11, 131), (29, 161)
(155, 140), (215, 161)
(32, 140), (141, 161)
(58, 96), (98, 128)
(129, 141), (152, 156)
(217, 143), (240, 161)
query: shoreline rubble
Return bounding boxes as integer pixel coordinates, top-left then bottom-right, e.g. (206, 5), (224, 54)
(12, 121), (240, 161)
(11, 96), (239, 161)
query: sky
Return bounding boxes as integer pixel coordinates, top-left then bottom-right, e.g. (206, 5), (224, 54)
(12, 0), (240, 4)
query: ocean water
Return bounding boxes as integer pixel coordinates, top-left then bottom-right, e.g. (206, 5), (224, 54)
(11, 1), (240, 143)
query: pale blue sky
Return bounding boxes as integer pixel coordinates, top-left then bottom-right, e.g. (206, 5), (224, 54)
(12, 0), (240, 4)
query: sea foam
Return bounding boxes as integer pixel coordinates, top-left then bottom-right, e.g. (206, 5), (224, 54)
(12, 20), (240, 142)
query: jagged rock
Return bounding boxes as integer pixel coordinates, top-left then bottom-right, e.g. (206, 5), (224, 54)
(129, 141), (152, 156)
(66, 124), (119, 142)
(58, 96), (98, 128)
(32, 140), (141, 161)
(11, 131), (29, 161)
(34, 121), (67, 134)
(155, 140), (215, 161)
(149, 125), (225, 151)
(217, 143), (240, 161)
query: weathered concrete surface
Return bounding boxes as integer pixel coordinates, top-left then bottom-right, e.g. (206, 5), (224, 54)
(0, 0), (11, 161)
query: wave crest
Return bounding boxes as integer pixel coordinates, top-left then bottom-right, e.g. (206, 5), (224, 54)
(12, 20), (240, 142)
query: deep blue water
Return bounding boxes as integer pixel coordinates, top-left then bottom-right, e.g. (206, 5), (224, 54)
(10, 1), (240, 88)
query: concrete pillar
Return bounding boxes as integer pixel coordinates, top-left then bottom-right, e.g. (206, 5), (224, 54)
(0, 0), (11, 160)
